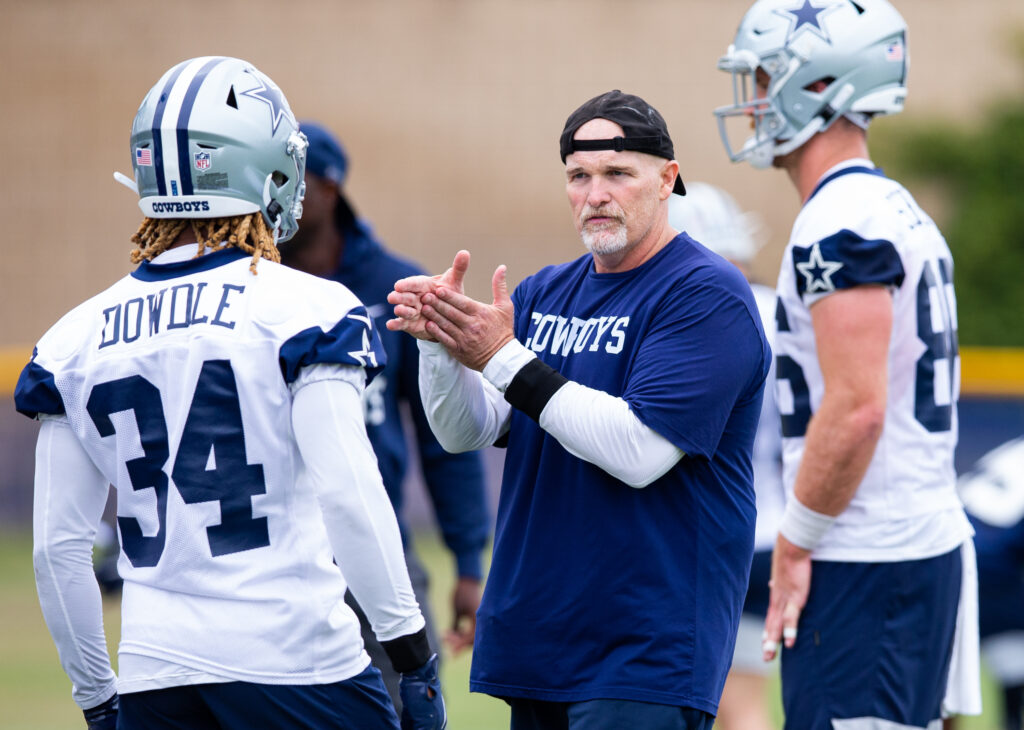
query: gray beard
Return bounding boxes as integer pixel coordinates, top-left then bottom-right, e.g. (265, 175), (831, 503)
(581, 224), (629, 255)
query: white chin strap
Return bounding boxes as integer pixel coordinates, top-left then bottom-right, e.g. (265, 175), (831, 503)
(113, 171), (139, 194)
(742, 138), (776, 170)
(772, 117), (825, 158)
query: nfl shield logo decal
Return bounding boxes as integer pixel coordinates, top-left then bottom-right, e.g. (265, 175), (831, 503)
(194, 151), (212, 171)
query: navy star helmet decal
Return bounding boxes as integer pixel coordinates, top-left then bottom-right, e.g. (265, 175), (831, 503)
(775, 0), (840, 44)
(792, 229), (906, 300)
(241, 69), (295, 135)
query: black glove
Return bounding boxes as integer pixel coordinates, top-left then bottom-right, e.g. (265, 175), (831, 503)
(399, 654), (446, 730)
(83, 694), (118, 730)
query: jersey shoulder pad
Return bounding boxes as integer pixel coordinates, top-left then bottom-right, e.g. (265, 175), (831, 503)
(790, 183), (906, 301)
(14, 286), (116, 418)
(256, 265), (386, 384)
(790, 227), (905, 300)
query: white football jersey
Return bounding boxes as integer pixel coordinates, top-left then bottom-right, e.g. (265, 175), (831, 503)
(20, 246), (389, 685)
(750, 283), (785, 552)
(775, 159), (972, 561)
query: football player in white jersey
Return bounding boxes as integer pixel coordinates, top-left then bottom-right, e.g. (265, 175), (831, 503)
(14, 57), (445, 730)
(668, 184), (782, 730)
(716, 2), (980, 728)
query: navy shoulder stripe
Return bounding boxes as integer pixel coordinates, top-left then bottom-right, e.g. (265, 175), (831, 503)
(793, 229), (905, 299)
(14, 351), (64, 418)
(279, 306), (387, 385)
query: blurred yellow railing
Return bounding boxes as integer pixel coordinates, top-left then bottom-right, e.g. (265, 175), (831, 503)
(1, 347), (29, 397)
(959, 347), (1024, 396)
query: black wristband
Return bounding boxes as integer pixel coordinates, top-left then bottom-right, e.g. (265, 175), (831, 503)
(381, 627), (432, 674)
(503, 358), (569, 422)
(83, 694), (119, 725)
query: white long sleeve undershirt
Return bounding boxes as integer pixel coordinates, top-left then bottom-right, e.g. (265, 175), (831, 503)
(290, 365), (424, 642)
(33, 416), (118, 710)
(418, 340), (685, 488)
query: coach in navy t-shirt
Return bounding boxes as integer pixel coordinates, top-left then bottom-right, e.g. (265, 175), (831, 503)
(388, 90), (770, 730)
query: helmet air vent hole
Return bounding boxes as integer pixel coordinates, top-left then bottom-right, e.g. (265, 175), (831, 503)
(849, 0), (866, 14)
(226, 86), (238, 109)
(804, 77), (835, 92)
(271, 171), (288, 187)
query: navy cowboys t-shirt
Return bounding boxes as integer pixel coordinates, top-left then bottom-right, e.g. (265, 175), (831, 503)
(469, 235), (770, 714)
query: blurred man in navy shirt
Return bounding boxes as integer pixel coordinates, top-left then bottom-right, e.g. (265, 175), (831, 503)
(281, 121), (490, 711)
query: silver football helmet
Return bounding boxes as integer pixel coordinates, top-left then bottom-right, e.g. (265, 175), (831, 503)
(715, 0), (908, 169)
(124, 56), (307, 242)
(667, 184), (764, 263)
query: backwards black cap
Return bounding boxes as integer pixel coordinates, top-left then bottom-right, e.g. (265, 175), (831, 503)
(559, 90), (686, 196)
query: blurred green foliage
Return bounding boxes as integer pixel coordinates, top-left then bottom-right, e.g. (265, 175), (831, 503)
(873, 62), (1024, 347)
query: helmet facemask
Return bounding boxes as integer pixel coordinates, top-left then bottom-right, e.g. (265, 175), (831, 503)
(715, 47), (796, 169)
(261, 131), (308, 243)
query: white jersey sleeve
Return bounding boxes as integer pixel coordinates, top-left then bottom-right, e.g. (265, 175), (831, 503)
(774, 161), (972, 561)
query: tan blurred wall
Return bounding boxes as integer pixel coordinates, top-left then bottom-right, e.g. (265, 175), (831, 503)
(3, 0), (1023, 348)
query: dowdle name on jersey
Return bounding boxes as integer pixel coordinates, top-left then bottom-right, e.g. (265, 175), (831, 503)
(99, 281), (245, 349)
(523, 312), (630, 356)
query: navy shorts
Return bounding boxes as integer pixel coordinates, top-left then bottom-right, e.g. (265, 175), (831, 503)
(781, 547), (961, 730)
(118, 664), (399, 730)
(507, 698), (713, 730)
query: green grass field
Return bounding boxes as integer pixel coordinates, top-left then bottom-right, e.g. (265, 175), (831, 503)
(0, 530), (1006, 729)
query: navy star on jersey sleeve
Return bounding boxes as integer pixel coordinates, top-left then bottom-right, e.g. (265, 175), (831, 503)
(278, 305), (387, 384)
(792, 228), (905, 301)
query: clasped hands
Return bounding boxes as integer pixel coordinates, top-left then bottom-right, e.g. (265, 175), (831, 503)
(386, 250), (515, 373)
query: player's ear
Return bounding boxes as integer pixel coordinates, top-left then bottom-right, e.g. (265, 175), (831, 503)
(659, 160), (679, 200)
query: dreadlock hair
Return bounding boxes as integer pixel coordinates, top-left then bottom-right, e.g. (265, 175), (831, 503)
(130, 213), (280, 274)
